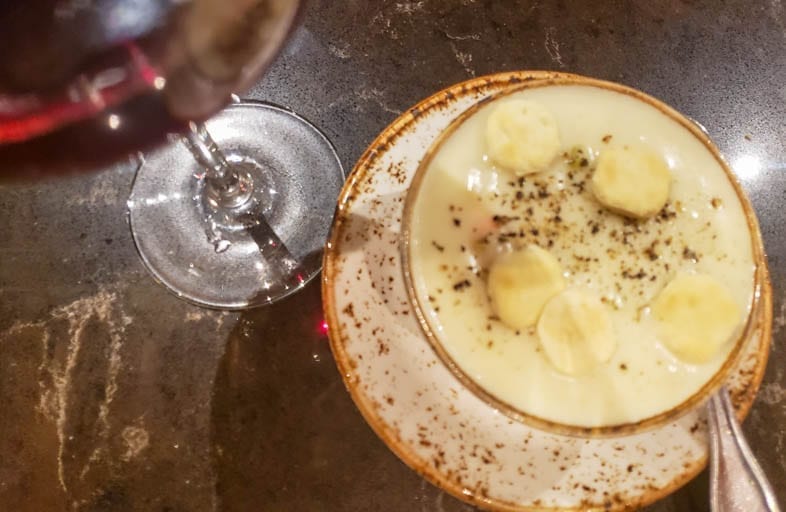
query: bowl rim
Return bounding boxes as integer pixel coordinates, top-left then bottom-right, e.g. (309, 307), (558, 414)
(399, 74), (769, 438)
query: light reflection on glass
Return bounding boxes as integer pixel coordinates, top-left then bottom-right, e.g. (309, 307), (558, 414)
(104, 0), (163, 43)
(136, 192), (184, 206)
(94, 68), (128, 89)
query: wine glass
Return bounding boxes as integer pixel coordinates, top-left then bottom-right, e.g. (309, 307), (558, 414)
(0, 0), (344, 309)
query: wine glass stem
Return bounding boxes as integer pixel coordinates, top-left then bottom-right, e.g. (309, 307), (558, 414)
(180, 118), (299, 271)
(183, 121), (253, 209)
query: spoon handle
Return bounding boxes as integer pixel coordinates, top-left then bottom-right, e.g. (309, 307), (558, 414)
(708, 386), (781, 512)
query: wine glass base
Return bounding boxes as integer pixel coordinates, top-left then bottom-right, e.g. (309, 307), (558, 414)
(128, 101), (345, 309)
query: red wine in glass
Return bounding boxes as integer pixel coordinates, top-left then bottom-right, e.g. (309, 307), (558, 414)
(0, 0), (346, 308)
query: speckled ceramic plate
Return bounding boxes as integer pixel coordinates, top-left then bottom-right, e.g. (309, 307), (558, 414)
(322, 71), (773, 511)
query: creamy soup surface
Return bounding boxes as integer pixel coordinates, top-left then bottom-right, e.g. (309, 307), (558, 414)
(408, 84), (756, 427)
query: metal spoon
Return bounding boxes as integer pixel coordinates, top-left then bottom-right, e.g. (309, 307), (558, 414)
(708, 386), (781, 512)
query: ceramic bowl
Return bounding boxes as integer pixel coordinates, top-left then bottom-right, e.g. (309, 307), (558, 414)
(400, 74), (769, 437)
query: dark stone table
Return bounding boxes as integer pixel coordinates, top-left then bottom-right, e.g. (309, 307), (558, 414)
(1, 1), (785, 510)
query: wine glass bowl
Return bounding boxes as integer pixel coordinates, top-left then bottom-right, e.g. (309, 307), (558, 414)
(0, 0), (304, 176)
